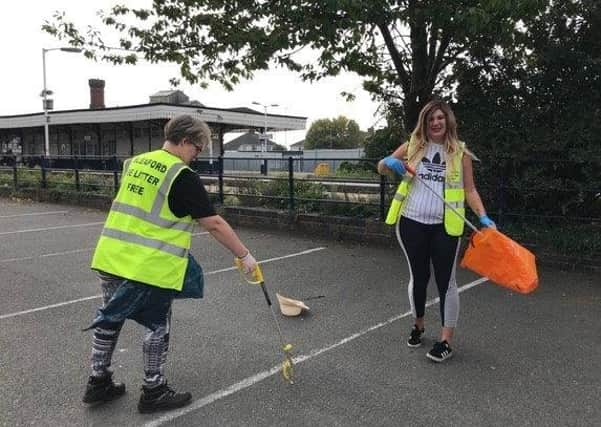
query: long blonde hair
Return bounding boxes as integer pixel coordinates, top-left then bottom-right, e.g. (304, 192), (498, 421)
(407, 100), (462, 166)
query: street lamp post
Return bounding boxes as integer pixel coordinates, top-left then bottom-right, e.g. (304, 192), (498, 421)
(252, 101), (279, 152)
(42, 47), (82, 157)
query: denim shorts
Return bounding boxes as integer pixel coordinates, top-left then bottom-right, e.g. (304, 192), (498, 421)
(86, 254), (204, 331)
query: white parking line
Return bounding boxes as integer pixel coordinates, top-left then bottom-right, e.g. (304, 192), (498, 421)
(144, 276), (490, 427)
(0, 246), (327, 320)
(0, 210), (69, 218)
(0, 232), (209, 263)
(205, 247), (327, 275)
(0, 295), (102, 320)
(0, 248), (94, 264)
(0, 222), (104, 236)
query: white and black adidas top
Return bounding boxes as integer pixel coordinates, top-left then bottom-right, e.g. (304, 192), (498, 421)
(403, 142), (447, 224)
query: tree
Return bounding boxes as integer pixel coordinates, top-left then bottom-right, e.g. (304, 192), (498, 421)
(455, 0), (601, 156)
(304, 116), (364, 149)
(363, 103), (407, 160)
(453, 0), (601, 158)
(452, 0), (601, 217)
(43, 0), (544, 130)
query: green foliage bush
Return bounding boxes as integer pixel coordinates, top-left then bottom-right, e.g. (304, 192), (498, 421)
(363, 126), (406, 160)
(256, 178), (327, 212)
(3, 169), (116, 196)
(4, 166), (597, 260)
(0, 170), (13, 187)
(17, 169), (42, 188)
(231, 176), (379, 215)
(335, 161), (378, 179)
(499, 218), (600, 259)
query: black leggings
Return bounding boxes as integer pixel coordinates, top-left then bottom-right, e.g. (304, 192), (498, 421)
(399, 216), (460, 327)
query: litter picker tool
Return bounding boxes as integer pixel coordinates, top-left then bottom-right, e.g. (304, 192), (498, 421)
(234, 260), (295, 384)
(399, 164), (538, 294)
(404, 164), (479, 233)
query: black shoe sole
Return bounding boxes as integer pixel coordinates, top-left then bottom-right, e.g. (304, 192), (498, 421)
(407, 341), (422, 348)
(138, 396), (192, 414)
(426, 351), (453, 362)
(83, 388), (126, 404)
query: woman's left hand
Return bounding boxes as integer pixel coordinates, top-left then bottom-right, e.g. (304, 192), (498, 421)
(479, 215), (496, 229)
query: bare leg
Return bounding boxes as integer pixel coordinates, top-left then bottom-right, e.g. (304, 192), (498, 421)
(441, 326), (454, 344)
(415, 317), (425, 330)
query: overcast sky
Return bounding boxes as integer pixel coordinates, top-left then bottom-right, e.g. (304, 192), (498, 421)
(1, 1), (383, 147)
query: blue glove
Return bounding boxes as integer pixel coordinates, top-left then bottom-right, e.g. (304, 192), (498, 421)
(479, 214), (496, 228)
(383, 156), (406, 176)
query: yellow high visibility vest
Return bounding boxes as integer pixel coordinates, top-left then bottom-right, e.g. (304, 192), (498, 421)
(91, 150), (195, 291)
(385, 141), (465, 236)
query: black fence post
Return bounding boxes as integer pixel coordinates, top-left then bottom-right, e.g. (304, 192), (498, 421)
(380, 174), (386, 220)
(41, 156), (47, 189)
(112, 155), (119, 195)
(218, 155), (224, 203)
(74, 156), (80, 191)
(12, 162), (18, 191)
(261, 158), (268, 176)
(288, 156), (295, 213)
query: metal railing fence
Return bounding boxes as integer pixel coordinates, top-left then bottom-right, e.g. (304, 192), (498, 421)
(1, 154), (599, 256)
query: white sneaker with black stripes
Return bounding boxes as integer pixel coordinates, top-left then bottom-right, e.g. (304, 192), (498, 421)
(426, 340), (453, 362)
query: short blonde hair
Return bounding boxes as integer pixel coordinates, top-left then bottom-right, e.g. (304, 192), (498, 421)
(164, 115), (211, 148)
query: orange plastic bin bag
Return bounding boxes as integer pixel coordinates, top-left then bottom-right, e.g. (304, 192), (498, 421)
(460, 228), (538, 294)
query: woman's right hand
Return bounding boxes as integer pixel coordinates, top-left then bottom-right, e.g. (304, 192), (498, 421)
(382, 156), (407, 176)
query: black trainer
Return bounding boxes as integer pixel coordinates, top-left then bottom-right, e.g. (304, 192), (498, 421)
(82, 374), (126, 404)
(138, 383), (192, 414)
(426, 340), (453, 362)
(407, 325), (424, 348)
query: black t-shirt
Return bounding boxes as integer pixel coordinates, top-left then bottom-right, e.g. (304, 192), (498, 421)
(168, 168), (216, 219)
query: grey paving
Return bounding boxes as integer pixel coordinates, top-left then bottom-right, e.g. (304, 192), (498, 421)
(0, 199), (599, 427)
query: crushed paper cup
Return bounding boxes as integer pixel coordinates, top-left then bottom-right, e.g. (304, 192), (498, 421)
(276, 293), (310, 317)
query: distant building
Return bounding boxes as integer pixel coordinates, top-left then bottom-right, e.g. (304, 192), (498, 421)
(224, 131), (285, 152)
(0, 80), (306, 167)
(149, 90), (199, 106)
(289, 139), (305, 151)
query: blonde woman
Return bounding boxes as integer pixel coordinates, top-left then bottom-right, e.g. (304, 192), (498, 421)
(378, 100), (495, 362)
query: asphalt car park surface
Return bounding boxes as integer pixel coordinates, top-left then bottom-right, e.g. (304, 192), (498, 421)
(1, 199), (599, 427)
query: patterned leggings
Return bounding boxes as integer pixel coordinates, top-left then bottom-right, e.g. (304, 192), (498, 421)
(90, 277), (172, 387)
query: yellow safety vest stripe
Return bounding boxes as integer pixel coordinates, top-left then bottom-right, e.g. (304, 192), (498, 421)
(101, 227), (188, 258)
(109, 201), (193, 230)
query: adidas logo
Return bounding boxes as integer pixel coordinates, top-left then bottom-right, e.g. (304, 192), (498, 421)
(421, 153), (445, 173)
(419, 153), (445, 182)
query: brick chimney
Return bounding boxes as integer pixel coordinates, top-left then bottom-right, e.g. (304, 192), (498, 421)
(89, 79), (105, 109)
